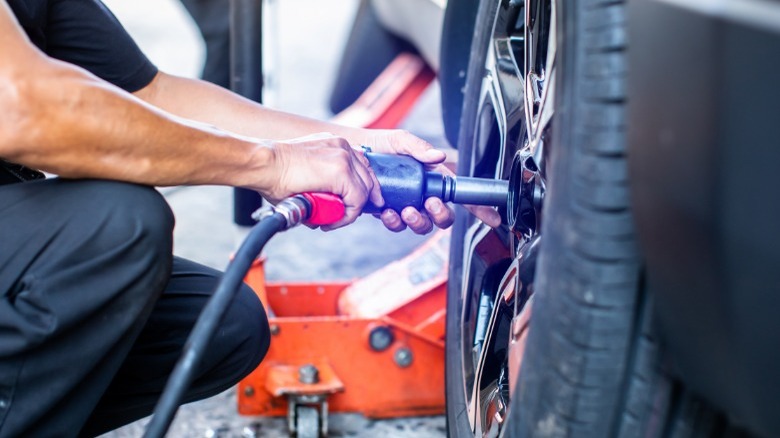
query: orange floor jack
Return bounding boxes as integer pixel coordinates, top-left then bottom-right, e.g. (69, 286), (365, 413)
(236, 53), (445, 436)
(238, 229), (450, 436)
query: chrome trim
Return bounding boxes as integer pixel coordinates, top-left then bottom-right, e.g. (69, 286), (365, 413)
(252, 196), (309, 230)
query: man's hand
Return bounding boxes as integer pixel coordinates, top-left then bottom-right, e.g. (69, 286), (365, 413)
(356, 129), (503, 233)
(257, 133), (381, 230)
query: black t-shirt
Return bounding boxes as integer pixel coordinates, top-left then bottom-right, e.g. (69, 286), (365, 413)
(6, 0), (158, 92)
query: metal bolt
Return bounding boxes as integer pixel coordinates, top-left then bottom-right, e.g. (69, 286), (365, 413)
(298, 364), (319, 384)
(394, 347), (413, 368)
(270, 324), (280, 336)
(368, 326), (394, 352)
(243, 385), (255, 397)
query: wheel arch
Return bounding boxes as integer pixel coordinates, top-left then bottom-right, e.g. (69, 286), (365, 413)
(439, 0), (481, 148)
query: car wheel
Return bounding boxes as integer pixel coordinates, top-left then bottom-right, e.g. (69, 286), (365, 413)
(444, 0), (726, 436)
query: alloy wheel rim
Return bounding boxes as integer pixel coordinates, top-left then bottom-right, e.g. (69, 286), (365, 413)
(458, 0), (556, 435)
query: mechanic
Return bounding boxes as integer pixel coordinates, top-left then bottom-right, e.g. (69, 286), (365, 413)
(0, 0), (496, 436)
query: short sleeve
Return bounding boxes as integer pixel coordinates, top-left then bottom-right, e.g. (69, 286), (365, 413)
(45, 0), (158, 92)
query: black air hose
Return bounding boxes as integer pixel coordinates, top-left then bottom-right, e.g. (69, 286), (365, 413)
(144, 213), (286, 438)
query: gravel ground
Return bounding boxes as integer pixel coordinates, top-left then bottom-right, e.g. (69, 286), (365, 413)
(98, 0), (449, 436)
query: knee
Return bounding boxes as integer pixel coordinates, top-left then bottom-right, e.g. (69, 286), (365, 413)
(67, 181), (175, 294)
(76, 181), (173, 257)
(99, 181), (174, 246)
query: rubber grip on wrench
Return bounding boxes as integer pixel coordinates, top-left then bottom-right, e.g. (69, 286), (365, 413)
(301, 192), (346, 226)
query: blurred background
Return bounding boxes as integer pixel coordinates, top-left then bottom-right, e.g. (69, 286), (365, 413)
(99, 0), (447, 436)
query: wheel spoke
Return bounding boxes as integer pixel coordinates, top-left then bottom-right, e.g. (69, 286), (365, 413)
(457, 0), (556, 435)
(459, 223), (510, 431)
(493, 36), (525, 125)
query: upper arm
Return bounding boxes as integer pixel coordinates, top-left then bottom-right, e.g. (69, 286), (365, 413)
(45, 0), (158, 92)
(132, 69), (162, 103)
(2, 0), (157, 92)
(0, 2), (46, 71)
(0, 0), (157, 158)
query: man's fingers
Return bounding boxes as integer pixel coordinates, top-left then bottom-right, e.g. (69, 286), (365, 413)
(401, 206), (433, 235)
(322, 143), (373, 230)
(413, 147), (447, 164)
(364, 130), (446, 165)
(349, 156), (373, 199)
(352, 149), (384, 207)
(322, 203), (360, 231)
(367, 175), (383, 207)
(396, 136), (445, 165)
(424, 197), (455, 229)
(321, 177), (366, 230)
(394, 135), (445, 164)
(381, 209), (407, 232)
(405, 134), (445, 164)
(466, 204), (503, 228)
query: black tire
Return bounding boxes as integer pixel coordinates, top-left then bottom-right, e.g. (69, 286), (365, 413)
(506, 0), (652, 435)
(445, 0), (730, 436)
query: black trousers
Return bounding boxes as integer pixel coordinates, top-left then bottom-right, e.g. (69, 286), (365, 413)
(0, 179), (270, 436)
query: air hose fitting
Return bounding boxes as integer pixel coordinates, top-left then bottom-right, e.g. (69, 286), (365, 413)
(252, 193), (347, 229)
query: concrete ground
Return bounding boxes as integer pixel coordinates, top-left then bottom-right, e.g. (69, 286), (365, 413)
(99, 0), (448, 436)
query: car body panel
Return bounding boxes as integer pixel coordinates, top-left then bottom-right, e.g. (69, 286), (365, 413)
(627, 0), (780, 435)
(371, 0), (446, 71)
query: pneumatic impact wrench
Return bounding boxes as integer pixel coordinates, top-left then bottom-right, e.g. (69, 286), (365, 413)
(253, 151), (510, 228)
(144, 152), (508, 438)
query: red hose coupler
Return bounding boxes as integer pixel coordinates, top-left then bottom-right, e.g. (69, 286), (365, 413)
(300, 192), (346, 226)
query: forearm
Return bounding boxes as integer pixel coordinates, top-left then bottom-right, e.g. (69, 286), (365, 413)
(134, 72), (368, 144)
(1, 60), (275, 189)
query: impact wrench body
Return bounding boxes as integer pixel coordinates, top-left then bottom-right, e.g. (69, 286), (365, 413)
(363, 152), (508, 213)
